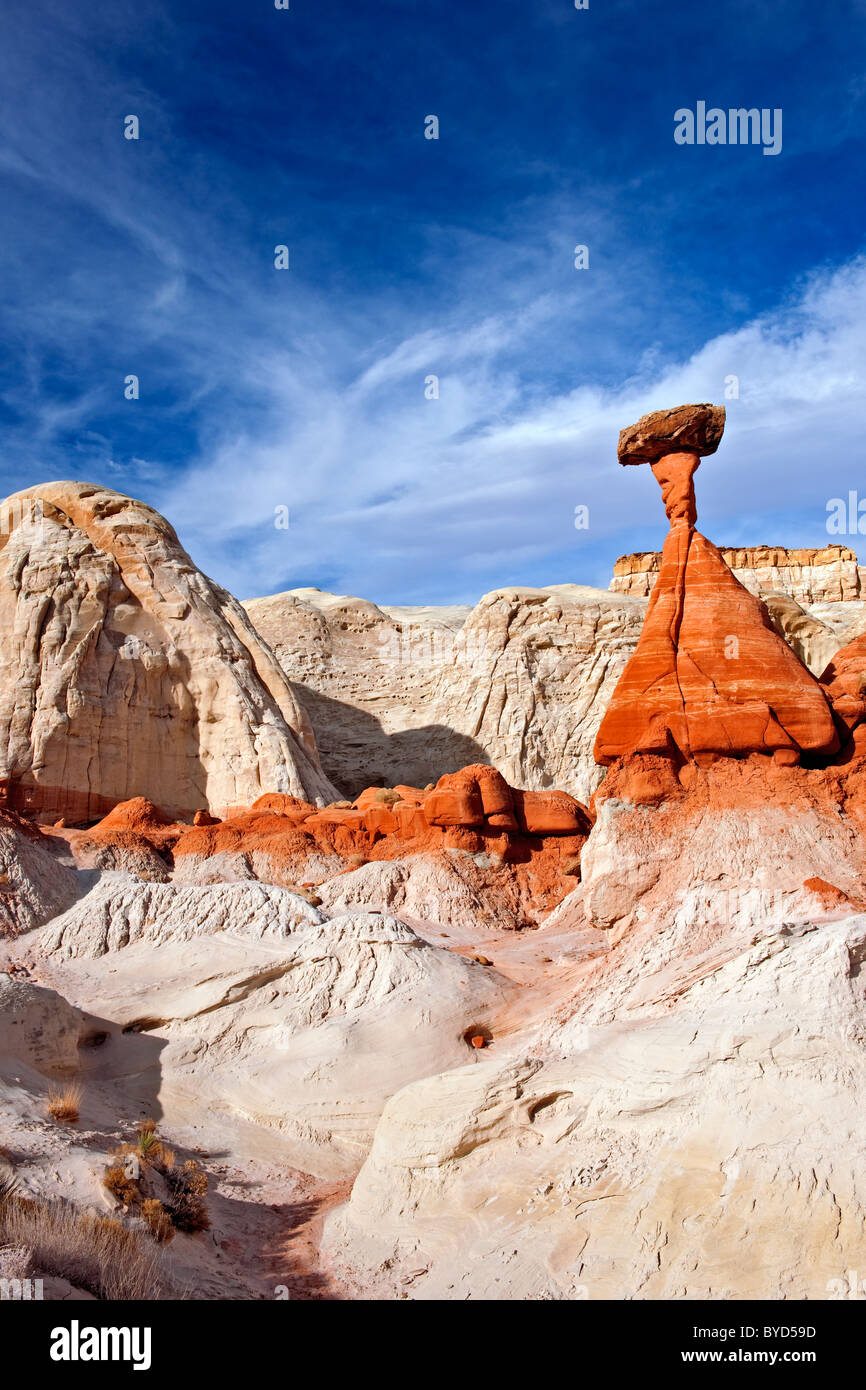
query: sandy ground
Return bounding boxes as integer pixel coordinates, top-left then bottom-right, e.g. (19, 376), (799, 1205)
(0, 877), (603, 1301)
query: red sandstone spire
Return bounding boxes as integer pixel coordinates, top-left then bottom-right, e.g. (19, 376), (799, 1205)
(594, 404), (840, 766)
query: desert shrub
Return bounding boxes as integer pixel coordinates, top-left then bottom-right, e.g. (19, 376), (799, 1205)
(0, 1198), (172, 1299)
(105, 1129), (207, 1237)
(560, 855), (581, 877)
(103, 1162), (139, 1208)
(140, 1200), (175, 1245)
(47, 1081), (82, 1123)
(165, 1160), (210, 1234)
(136, 1128), (162, 1161)
(134, 1123), (176, 1172)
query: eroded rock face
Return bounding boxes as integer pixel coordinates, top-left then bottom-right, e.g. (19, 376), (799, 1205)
(611, 543), (862, 605)
(37, 882), (517, 1178)
(0, 813), (83, 938)
(320, 740), (866, 1300)
(317, 853), (535, 932)
(167, 766), (591, 926)
(326, 911), (866, 1298)
(40, 875), (326, 959)
(761, 591), (847, 675)
(582, 755), (866, 935)
(245, 584), (647, 804)
(0, 974), (83, 1076)
(0, 483), (337, 822)
(820, 631), (866, 744)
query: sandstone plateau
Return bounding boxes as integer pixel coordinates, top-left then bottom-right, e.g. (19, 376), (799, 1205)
(611, 542), (864, 604)
(3, 419), (866, 1304)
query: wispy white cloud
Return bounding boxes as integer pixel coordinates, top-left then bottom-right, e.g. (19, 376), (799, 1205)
(161, 255), (866, 604)
(1, 0), (863, 606)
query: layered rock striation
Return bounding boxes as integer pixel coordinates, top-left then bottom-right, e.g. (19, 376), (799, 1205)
(245, 584), (647, 804)
(0, 483), (337, 822)
(612, 543), (862, 604)
(594, 407), (841, 765)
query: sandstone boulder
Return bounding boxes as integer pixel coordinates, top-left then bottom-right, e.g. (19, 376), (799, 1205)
(820, 633), (866, 738)
(617, 402), (726, 465)
(0, 483), (337, 822)
(167, 764), (590, 925)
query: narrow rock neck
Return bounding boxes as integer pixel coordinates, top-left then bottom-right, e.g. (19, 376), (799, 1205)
(651, 451), (700, 528)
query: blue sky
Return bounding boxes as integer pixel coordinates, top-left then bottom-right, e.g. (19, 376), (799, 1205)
(0, 0), (864, 604)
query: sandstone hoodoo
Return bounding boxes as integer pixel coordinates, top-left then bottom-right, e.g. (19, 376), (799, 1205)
(594, 405), (840, 766)
(0, 483), (337, 822)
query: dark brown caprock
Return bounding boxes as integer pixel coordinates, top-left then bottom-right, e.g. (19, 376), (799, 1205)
(617, 403), (726, 467)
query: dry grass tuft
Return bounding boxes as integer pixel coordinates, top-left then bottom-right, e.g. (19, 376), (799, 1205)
(165, 1159), (210, 1234)
(0, 1171), (21, 1206)
(0, 1243), (33, 1279)
(47, 1081), (82, 1124)
(103, 1160), (139, 1208)
(140, 1199), (175, 1245)
(0, 1198), (173, 1299)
